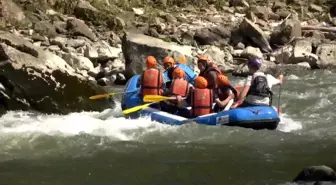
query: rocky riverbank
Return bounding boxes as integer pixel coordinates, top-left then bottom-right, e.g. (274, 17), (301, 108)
(1, 0), (336, 114)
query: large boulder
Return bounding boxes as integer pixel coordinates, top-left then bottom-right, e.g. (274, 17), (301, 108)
(239, 18), (272, 53)
(66, 17), (98, 42)
(121, 32), (195, 78)
(0, 31), (111, 114)
(193, 26), (231, 47)
(270, 18), (302, 47)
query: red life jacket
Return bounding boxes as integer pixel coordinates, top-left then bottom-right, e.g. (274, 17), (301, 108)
(191, 88), (213, 117)
(168, 78), (190, 104)
(169, 78), (190, 97)
(200, 62), (222, 77)
(140, 68), (164, 96)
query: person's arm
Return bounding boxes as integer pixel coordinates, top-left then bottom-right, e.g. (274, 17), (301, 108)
(207, 71), (218, 89)
(231, 76), (252, 108)
(267, 74), (284, 88)
(237, 76), (252, 101)
(215, 90), (234, 108)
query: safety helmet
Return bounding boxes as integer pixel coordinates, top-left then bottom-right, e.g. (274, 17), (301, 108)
(247, 58), (262, 70)
(216, 74), (230, 86)
(146, 56), (157, 68)
(172, 68), (185, 79)
(194, 76), (208, 89)
(163, 56), (175, 66)
(197, 55), (210, 65)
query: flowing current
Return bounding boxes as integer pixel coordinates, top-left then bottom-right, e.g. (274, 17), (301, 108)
(1, 70), (336, 185)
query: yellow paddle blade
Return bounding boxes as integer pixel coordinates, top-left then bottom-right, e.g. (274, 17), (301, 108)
(89, 93), (115, 100)
(122, 103), (152, 115)
(143, 95), (172, 102)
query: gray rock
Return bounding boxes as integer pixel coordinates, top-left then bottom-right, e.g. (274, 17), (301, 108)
(316, 43), (336, 69)
(239, 18), (272, 53)
(241, 46), (263, 59)
(66, 18), (97, 41)
(34, 21), (57, 38)
(121, 32), (194, 78)
(74, 0), (99, 21)
(0, 0), (25, 22)
(293, 165), (336, 182)
(0, 31), (111, 114)
(270, 19), (301, 46)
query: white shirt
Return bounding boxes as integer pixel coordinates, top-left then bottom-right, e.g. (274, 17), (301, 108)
(244, 72), (281, 105)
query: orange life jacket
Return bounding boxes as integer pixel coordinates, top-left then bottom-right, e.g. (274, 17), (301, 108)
(140, 68), (164, 96)
(191, 88), (213, 117)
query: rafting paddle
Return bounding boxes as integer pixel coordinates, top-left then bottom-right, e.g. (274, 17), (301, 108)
(123, 95), (184, 115)
(143, 95), (186, 103)
(89, 90), (138, 100)
(122, 103), (154, 114)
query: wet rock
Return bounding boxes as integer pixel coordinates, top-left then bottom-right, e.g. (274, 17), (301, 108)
(239, 18), (272, 53)
(293, 165), (336, 182)
(66, 18), (97, 42)
(0, 31), (111, 114)
(270, 18), (302, 47)
(114, 73), (127, 85)
(316, 43), (336, 69)
(121, 32), (194, 78)
(194, 26), (231, 47)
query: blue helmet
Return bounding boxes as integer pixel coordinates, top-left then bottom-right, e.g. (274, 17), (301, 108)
(248, 58), (262, 69)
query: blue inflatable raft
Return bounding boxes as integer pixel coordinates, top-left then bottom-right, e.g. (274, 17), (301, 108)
(121, 63), (280, 130)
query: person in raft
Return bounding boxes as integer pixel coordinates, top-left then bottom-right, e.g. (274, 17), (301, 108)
(162, 56), (178, 89)
(160, 68), (193, 117)
(138, 56), (165, 108)
(196, 55), (222, 90)
(213, 74), (239, 112)
(231, 58), (284, 108)
(189, 76), (214, 118)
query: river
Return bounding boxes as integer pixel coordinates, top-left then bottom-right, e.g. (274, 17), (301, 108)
(1, 70), (335, 185)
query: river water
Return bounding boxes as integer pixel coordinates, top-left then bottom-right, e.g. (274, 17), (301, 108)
(1, 70), (335, 185)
